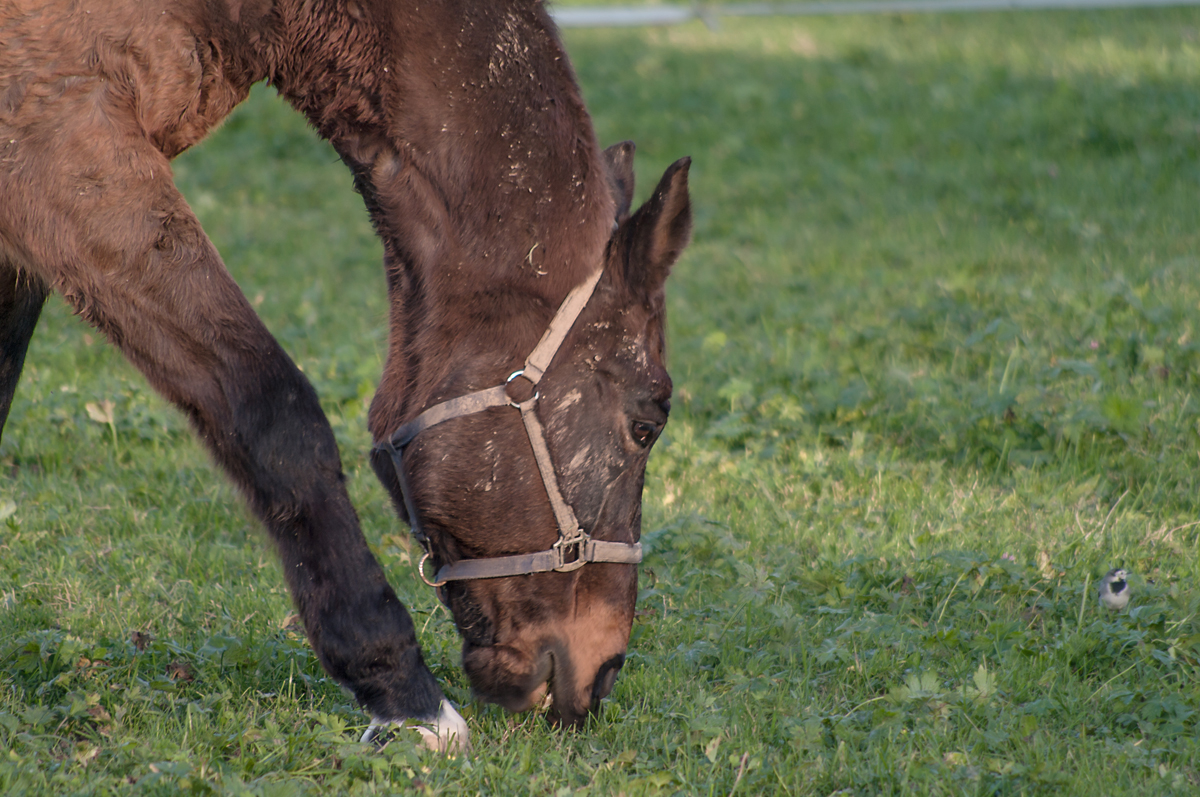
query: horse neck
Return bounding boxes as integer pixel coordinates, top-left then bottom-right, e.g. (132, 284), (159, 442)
(253, 1), (616, 426)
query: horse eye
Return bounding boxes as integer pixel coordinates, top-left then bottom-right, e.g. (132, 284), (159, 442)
(630, 421), (658, 447)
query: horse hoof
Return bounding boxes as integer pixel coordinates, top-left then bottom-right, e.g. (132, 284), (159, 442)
(361, 699), (470, 753)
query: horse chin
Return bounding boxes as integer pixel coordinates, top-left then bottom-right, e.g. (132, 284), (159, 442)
(460, 640), (554, 712)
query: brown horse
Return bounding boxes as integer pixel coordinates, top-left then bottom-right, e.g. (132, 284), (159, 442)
(0, 0), (690, 750)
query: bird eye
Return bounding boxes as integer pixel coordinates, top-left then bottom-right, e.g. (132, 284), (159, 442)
(630, 420), (658, 448)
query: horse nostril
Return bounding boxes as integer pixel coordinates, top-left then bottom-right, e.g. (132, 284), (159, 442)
(591, 653), (625, 707)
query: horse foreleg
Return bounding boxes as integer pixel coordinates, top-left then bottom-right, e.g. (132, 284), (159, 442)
(0, 262), (48, 442)
(1, 124), (466, 750)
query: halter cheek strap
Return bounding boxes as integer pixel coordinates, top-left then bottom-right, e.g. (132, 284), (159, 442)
(374, 266), (643, 586)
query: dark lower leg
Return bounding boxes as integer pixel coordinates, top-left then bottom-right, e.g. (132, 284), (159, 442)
(210, 352), (444, 720)
(73, 248), (444, 722)
(4, 126), (447, 724)
(0, 265), (48, 441)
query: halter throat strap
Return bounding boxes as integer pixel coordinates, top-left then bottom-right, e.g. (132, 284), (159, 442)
(375, 267), (643, 585)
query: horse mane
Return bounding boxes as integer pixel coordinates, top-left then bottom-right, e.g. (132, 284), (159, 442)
(246, 1), (617, 426)
(263, 2), (613, 287)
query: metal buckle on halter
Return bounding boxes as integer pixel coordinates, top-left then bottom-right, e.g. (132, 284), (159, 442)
(552, 533), (590, 572)
(504, 369), (538, 407)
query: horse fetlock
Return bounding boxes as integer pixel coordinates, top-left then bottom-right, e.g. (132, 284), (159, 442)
(361, 699), (470, 754)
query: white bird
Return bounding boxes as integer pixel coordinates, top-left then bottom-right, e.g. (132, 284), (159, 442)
(1098, 568), (1131, 612)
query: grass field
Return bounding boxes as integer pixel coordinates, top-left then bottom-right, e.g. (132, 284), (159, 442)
(5, 8), (1200, 795)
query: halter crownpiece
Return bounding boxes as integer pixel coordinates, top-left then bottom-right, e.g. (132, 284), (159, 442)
(375, 266), (643, 586)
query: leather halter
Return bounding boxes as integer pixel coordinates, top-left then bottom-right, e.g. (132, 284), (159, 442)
(374, 267), (643, 586)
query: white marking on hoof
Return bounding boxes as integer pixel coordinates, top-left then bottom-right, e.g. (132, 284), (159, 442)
(361, 699), (470, 753)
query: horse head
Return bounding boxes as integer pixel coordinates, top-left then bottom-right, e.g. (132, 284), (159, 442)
(368, 142), (691, 726)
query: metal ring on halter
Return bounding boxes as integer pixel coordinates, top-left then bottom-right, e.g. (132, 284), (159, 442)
(418, 552), (447, 587)
(505, 369), (538, 407)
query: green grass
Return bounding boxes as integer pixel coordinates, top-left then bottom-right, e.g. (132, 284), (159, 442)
(5, 9), (1200, 795)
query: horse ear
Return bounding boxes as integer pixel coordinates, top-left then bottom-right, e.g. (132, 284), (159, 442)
(602, 141), (636, 222)
(622, 156), (691, 297)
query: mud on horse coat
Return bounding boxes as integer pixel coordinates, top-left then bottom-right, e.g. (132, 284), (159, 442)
(0, 0), (692, 750)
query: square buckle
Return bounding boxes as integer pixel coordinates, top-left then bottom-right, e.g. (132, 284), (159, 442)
(552, 533), (590, 572)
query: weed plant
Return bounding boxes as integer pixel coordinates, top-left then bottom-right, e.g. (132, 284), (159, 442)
(4, 9), (1200, 795)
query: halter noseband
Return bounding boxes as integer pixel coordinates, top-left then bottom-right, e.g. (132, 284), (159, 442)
(374, 267), (643, 587)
